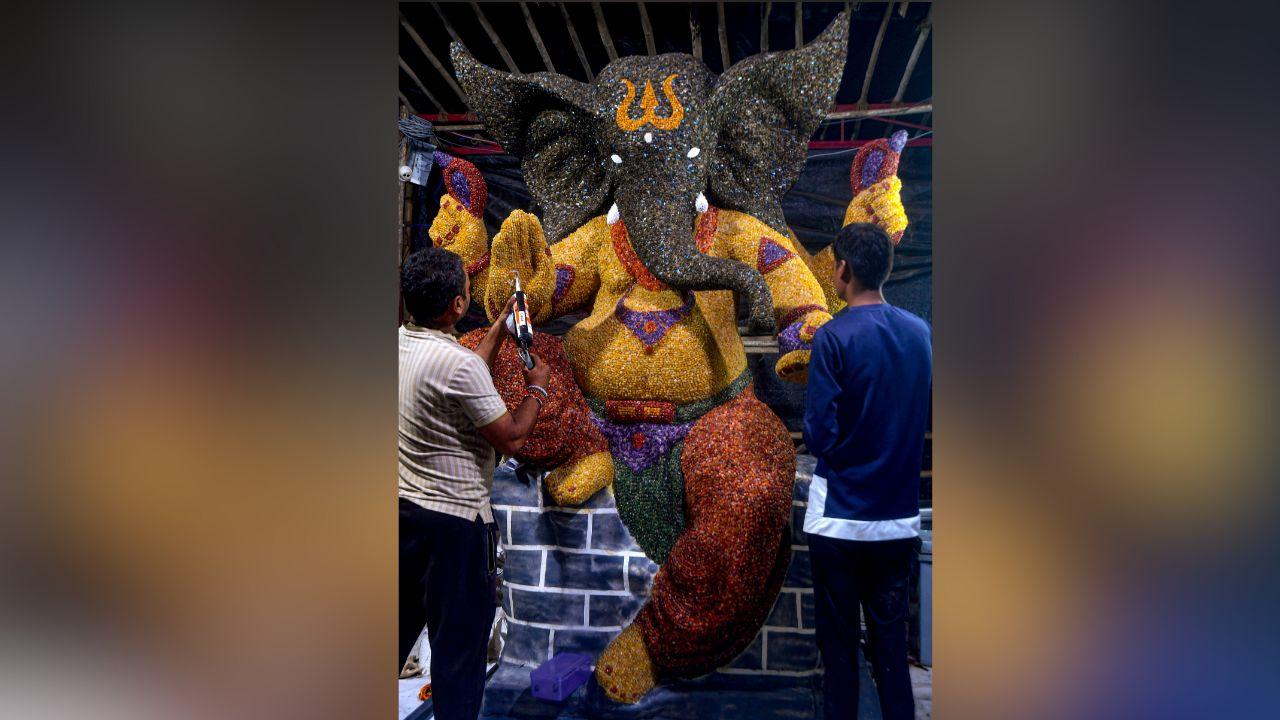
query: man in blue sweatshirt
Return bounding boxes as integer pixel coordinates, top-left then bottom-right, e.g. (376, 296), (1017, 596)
(803, 223), (932, 720)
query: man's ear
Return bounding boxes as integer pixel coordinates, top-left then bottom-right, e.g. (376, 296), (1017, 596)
(452, 45), (609, 241)
(707, 10), (849, 233)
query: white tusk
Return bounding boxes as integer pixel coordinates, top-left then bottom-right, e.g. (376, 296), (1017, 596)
(606, 203), (621, 225)
(687, 147), (700, 159)
(695, 192), (709, 213)
(644, 132), (653, 144)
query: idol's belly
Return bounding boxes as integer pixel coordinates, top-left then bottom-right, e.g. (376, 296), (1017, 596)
(564, 293), (748, 405)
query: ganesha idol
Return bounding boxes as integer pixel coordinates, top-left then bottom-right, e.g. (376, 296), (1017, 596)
(420, 10), (909, 704)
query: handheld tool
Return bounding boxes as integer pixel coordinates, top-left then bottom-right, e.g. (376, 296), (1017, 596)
(511, 271), (535, 370)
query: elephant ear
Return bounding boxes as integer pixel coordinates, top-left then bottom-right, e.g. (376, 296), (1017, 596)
(451, 44), (608, 242)
(707, 10), (849, 232)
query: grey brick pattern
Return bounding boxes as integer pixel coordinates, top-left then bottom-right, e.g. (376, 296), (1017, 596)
(766, 630), (821, 671)
(542, 551), (626, 591)
(626, 556), (658, 594)
(767, 591), (799, 628)
(501, 548), (542, 586)
(588, 594), (644, 627)
(495, 458), (825, 675)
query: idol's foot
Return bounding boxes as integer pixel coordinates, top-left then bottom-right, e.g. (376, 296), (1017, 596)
(595, 624), (656, 704)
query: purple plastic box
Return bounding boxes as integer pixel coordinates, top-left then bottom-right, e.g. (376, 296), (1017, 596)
(529, 652), (593, 702)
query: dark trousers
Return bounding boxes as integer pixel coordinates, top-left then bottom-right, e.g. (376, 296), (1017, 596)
(400, 499), (496, 720)
(808, 533), (918, 720)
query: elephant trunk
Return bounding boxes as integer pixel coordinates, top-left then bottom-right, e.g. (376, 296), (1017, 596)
(615, 188), (776, 335)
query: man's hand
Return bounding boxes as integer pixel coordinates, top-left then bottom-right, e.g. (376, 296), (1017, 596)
(523, 351), (551, 388)
(491, 296), (516, 336)
(473, 295), (517, 369)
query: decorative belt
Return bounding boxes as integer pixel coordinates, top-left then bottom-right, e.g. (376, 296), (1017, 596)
(585, 369), (751, 425)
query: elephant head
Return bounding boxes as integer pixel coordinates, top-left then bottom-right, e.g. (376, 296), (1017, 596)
(451, 11), (848, 333)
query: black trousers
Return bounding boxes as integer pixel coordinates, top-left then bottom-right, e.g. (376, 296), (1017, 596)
(808, 533), (918, 720)
(400, 499), (496, 720)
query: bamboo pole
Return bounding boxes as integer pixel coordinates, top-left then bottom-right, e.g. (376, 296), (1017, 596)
(854, 1), (897, 137)
(638, 2), (657, 55)
(718, 1), (731, 68)
(520, 1), (556, 71)
(399, 57), (446, 115)
(560, 2), (595, 81)
(592, 2), (619, 61)
(400, 11), (467, 106)
(470, 1), (520, 73)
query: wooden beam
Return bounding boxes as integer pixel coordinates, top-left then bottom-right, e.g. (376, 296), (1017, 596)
(434, 123), (487, 131)
(893, 4), (933, 103)
(559, 3), (595, 81)
(399, 92), (418, 114)
(717, 2), (731, 68)
(399, 57), (446, 115)
(400, 12), (468, 107)
(637, 2), (657, 56)
(469, 1), (520, 73)
(690, 7), (703, 59)
(794, 1), (803, 48)
(429, 2), (464, 47)
(761, 1), (772, 52)
(825, 102), (932, 120)
(519, 1), (556, 72)
(592, 2), (619, 62)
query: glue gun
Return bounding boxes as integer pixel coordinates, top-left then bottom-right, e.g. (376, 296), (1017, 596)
(510, 272), (535, 370)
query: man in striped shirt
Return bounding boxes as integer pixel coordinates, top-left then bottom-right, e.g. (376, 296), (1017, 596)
(399, 247), (548, 720)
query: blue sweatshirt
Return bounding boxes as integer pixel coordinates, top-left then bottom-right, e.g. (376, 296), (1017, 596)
(802, 303), (932, 541)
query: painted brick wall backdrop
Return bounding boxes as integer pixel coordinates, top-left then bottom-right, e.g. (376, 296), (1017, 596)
(492, 455), (823, 677)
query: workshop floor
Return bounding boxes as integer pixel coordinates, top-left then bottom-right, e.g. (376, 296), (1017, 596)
(400, 664), (932, 719)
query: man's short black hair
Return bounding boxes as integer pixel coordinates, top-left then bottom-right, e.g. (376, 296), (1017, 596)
(401, 246), (465, 324)
(833, 223), (894, 290)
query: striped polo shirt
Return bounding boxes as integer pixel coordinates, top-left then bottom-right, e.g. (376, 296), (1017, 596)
(399, 324), (509, 523)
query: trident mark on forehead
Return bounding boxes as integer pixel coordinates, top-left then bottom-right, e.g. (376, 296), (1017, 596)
(615, 75), (684, 132)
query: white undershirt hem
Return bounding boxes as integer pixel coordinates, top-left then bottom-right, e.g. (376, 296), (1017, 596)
(803, 473), (920, 541)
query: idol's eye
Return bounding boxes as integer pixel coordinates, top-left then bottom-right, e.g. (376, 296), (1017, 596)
(610, 154), (622, 165)
(687, 147), (700, 159)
